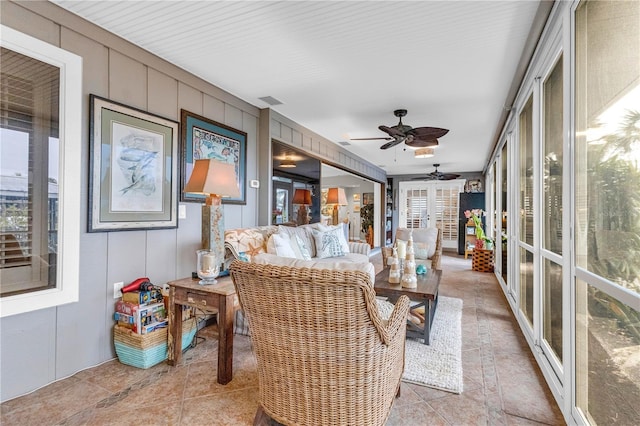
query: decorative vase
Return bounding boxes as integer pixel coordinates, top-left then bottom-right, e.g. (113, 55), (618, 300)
(196, 249), (219, 285)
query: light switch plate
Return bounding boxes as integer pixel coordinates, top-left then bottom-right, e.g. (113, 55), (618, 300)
(250, 180), (260, 188)
(178, 204), (186, 219)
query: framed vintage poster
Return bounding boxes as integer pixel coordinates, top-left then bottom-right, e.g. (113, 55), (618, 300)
(88, 95), (178, 232)
(180, 110), (247, 204)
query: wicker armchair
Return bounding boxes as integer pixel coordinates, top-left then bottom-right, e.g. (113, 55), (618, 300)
(229, 261), (410, 426)
(382, 226), (443, 270)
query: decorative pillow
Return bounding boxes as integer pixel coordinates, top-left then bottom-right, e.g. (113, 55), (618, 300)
(278, 225), (316, 258)
(266, 233), (297, 259)
(312, 228), (346, 259)
(316, 223), (350, 254)
(290, 234), (312, 260)
(224, 228), (269, 262)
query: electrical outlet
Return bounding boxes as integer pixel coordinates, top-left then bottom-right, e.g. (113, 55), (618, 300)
(113, 282), (124, 299)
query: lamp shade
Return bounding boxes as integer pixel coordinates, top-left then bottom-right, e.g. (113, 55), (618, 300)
(326, 187), (347, 205)
(293, 188), (312, 205)
(185, 159), (240, 198)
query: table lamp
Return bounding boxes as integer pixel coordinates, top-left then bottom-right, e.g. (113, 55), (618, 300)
(293, 188), (312, 225)
(326, 187), (347, 225)
(185, 159), (240, 276)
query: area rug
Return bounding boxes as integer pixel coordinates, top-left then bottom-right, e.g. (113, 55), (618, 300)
(378, 296), (463, 394)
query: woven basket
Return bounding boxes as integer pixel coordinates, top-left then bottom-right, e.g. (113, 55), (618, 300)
(472, 248), (494, 272)
(114, 317), (196, 369)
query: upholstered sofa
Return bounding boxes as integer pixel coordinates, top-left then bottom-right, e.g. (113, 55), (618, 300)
(223, 222), (371, 267)
(382, 226), (443, 270)
(224, 222), (372, 335)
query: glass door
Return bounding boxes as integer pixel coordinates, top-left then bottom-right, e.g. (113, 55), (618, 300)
(399, 180), (465, 249)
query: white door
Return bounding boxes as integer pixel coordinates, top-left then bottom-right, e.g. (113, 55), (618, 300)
(399, 180), (465, 249)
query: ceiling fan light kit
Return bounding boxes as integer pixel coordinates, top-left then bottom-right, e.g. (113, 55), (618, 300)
(414, 148), (434, 158)
(280, 158), (296, 168)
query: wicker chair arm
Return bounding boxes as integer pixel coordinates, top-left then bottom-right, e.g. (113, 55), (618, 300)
(381, 295), (410, 344)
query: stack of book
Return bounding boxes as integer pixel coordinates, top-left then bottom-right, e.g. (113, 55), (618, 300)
(114, 287), (166, 334)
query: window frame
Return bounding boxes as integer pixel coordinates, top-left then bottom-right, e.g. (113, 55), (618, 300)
(0, 25), (82, 317)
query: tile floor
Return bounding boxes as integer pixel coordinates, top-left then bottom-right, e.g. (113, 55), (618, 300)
(0, 252), (566, 425)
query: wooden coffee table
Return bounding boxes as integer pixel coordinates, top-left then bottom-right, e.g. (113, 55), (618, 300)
(374, 268), (442, 345)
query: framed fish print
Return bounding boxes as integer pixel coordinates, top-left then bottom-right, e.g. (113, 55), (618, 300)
(88, 95), (179, 232)
(180, 109), (247, 204)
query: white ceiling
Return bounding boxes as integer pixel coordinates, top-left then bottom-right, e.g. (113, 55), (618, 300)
(53, 0), (544, 176)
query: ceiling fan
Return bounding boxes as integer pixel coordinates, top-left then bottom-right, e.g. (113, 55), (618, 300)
(351, 109), (449, 150)
(412, 164), (461, 181)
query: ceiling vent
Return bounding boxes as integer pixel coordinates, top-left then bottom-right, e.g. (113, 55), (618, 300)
(338, 141), (351, 146)
(258, 96), (283, 106)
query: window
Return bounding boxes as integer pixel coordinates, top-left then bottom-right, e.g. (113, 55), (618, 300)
(0, 26), (81, 317)
(574, 1), (640, 424)
(519, 95), (534, 246)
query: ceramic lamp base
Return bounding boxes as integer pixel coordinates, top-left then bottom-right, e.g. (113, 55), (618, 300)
(202, 196), (225, 270)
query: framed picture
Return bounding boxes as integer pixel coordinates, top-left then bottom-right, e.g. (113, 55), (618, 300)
(353, 203), (361, 213)
(363, 192), (374, 205)
(89, 95), (179, 232)
(466, 179), (483, 193)
(180, 110), (247, 204)
(353, 193), (360, 202)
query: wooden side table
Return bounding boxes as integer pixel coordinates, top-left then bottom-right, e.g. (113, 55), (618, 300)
(167, 276), (238, 384)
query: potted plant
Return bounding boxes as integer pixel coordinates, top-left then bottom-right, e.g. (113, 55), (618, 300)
(464, 209), (493, 250)
(360, 203), (374, 246)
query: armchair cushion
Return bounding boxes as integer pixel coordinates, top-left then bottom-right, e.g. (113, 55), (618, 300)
(396, 227), (438, 259)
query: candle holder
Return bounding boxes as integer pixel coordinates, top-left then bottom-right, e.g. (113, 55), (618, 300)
(196, 249), (220, 285)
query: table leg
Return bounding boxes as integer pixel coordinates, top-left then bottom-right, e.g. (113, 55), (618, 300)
(217, 293), (235, 384)
(167, 288), (183, 366)
(423, 300), (431, 345)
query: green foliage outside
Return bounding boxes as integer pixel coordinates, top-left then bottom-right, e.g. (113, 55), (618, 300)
(587, 110), (640, 342)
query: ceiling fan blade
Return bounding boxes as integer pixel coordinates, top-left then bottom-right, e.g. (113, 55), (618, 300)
(349, 137), (393, 141)
(405, 138), (439, 148)
(378, 125), (405, 138)
(435, 173), (461, 180)
(407, 127), (449, 139)
(411, 175), (436, 180)
(380, 137), (405, 150)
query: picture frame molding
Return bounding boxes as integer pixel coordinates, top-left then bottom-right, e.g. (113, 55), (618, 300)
(179, 109), (247, 204)
(88, 94), (179, 232)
